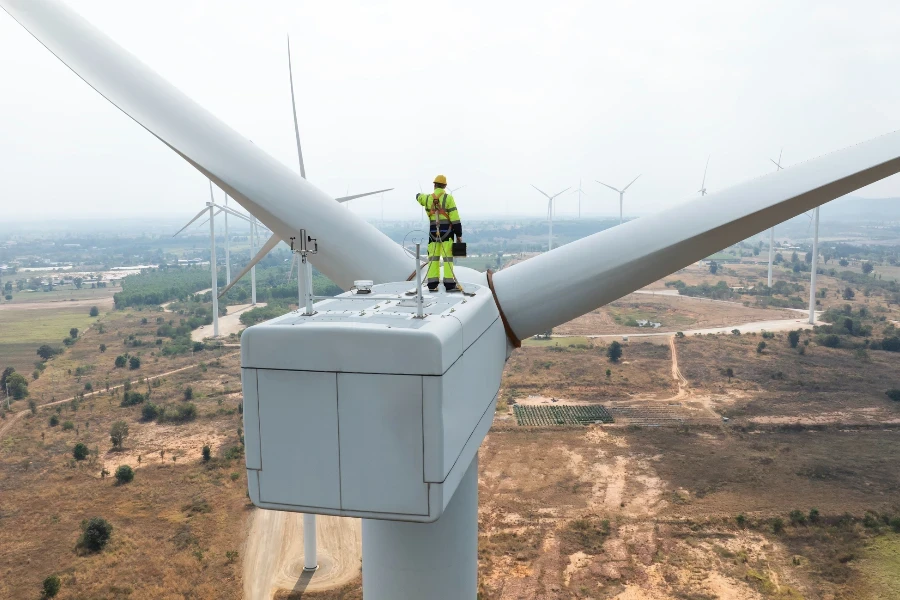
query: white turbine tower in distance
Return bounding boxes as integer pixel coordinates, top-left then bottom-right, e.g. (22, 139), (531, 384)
(571, 179), (589, 219)
(531, 185), (571, 251)
(808, 205), (820, 325)
(698, 155), (711, 196)
(767, 148), (785, 287)
(596, 174), (641, 225)
(9, 2), (900, 597)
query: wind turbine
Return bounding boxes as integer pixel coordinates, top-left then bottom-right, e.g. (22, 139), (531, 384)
(531, 185), (571, 251)
(173, 181), (223, 337)
(767, 148), (784, 287)
(571, 179), (588, 219)
(9, 3), (900, 598)
(596, 174), (641, 225)
(216, 34), (391, 301)
(698, 156), (711, 196)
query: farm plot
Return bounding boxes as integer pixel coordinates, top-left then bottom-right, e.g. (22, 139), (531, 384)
(513, 404), (613, 426)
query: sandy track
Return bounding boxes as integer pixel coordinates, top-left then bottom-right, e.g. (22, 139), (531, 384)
(243, 510), (361, 600)
(192, 303), (266, 341)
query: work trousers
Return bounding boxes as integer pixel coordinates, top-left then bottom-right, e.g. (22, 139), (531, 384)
(427, 239), (456, 290)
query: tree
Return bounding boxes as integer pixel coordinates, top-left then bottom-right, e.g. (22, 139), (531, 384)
(79, 517), (113, 551)
(753, 247), (760, 256)
(74, 277), (84, 289)
(725, 367), (734, 382)
(99, 344), (107, 353)
(804, 252), (812, 264)
(839, 258), (849, 267)
(791, 251), (799, 263)
(114, 465), (134, 484)
(842, 287), (855, 300)
(36, 345), (60, 360)
(709, 261), (718, 275)
(6, 372), (29, 399)
(788, 330), (800, 348)
(129, 356), (141, 370)
(114, 355), (127, 368)
(607, 341), (623, 362)
(183, 386), (193, 400)
(202, 445), (211, 462)
(73, 442), (89, 461)
(756, 341), (766, 354)
(89, 305), (100, 317)
(862, 261), (874, 275)
(42, 575), (61, 598)
(49, 414), (59, 427)
(110, 420), (129, 449)
(886, 389), (900, 402)
(69, 328), (78, 339)
(1, 366), (15, 390)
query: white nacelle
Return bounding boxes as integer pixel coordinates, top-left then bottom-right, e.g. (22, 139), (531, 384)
(241, 281), (506, 523)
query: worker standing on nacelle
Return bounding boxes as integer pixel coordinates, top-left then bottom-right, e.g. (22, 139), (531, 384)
(416, 175), (463, 292)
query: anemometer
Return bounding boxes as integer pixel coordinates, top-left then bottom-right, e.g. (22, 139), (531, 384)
(290, 229), (317, 316)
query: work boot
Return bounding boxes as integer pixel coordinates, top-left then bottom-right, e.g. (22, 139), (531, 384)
(444, 283), (459, 293)
(427, 284), (439, 292)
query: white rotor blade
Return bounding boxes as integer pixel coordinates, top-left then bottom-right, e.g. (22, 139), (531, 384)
(0, 0), (410, 289)
(286, 34), (306, 179)
(701, 155), (710, 189)
(450, 186), (466, 194)
(550, 187), (571, 199)
(218, 233), (281, 298)
(622, 174), (641, 192)
(530, 184), (552, 200)
(286, 253), (297, 282)
(770, 158), (782, 169)
(494, 130), (900, 341)
(191, 208), (224, 232)
(335, 188), (394, 203)
(173, 207), (210, 237)
(595, 180), (621, 193)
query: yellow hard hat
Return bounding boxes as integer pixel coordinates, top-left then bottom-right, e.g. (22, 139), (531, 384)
(433, 174), (447, 186)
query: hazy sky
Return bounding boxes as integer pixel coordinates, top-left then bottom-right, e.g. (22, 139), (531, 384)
(2, 0), (900, 222)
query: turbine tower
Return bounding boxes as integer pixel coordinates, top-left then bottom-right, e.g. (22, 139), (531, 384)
(8, 3), (900, 598)
(808, 206), (820, 325)
(596, 174), (641, 225)
(531, 185), (571, 251)
(767, 148), (785, 286)
(698, 155), (710, 196)
(571, 179), (589, 219)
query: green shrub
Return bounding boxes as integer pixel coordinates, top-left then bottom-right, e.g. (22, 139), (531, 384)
(607, 341), (623, 362)
(183, 386), (193, 400)
(110, 421), (129, 449)
(114, 355), (127, 368)
(771, 517), (784, 534)
(62, 420), (74, 431)
(90, 306), (99, 317)
(120, 391), (145, 407)
(129, 356), (141, 370)
(756, 341), (766, 353)
(818, 334), (841, 348)
(141, 403), (160, 421)
(809, 508), (820, 523)
(42, 574), (61, 598)
(789, 509), (806, 525)
(79, 517), (113, 551)
(73, 442), (89, 461)
(48, 415), (59, 427)
(788, 330), (800, 348)
(159, 403), (197, 423)
(202, 445), (211, 462)
(115, 465), (134, 484)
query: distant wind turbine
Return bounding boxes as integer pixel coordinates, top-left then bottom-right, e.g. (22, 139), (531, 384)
(767, 148), (784, 287)
(531, 185), (571, 251)
(571, 179), (588, 220)
(698, 156), (711, 196)
(596, 175), (641, 225)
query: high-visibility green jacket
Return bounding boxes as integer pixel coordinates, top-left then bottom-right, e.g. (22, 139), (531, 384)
(416, 189), (462, 240)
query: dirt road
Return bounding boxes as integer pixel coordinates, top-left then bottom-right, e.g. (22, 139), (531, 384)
(243, 510), (361, 600)
(192, 303), (265, 341)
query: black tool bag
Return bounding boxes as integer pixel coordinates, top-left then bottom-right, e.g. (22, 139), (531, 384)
(452, 242), (467, 257)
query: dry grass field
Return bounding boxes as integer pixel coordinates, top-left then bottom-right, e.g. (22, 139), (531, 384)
(3, 259), (900, 599)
